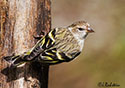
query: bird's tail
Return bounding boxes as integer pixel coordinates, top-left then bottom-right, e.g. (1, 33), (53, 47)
(3, 54), (27, 67)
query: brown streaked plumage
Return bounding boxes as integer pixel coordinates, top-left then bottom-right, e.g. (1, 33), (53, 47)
(68, 21), (88, 28)
(4, 21), (94, 66)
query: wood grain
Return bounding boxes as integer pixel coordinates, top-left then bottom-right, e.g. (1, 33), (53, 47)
(0, 0), (51, 88)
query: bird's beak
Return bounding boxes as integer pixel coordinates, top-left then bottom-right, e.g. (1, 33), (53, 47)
(87, 28), (94, 33)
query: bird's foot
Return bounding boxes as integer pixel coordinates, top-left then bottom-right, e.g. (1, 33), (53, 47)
(33, 34), (43, 40)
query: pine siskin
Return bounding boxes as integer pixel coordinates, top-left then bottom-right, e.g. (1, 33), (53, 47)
(4, 21), (94, 67)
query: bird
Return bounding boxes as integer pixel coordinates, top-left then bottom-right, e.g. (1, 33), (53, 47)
(4, 21), (94, 67)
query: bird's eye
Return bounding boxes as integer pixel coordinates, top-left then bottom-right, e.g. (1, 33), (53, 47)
(78, 28), (84, 31)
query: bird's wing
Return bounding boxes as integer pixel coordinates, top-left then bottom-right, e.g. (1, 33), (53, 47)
(24, 28), (81, 63)
(24, 28), (57, 60)
(37, 48), (81, 64)
(36, 28), (81, 64)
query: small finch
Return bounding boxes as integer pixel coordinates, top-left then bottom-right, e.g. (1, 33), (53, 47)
(4, 21), (94, 67)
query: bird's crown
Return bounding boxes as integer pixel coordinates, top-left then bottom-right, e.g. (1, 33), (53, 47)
(68, 21), (89, 28)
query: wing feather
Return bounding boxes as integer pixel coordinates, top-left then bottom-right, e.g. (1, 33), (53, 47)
(25, 28), (81, 64)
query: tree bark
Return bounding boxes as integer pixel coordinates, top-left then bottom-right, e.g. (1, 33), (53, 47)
(0, 0), (51, 88)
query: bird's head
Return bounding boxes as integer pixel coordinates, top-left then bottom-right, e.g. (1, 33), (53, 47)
(68, 21), (94, 40)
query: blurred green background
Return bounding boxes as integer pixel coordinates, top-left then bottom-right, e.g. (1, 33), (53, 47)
(49, 0), (125, 88)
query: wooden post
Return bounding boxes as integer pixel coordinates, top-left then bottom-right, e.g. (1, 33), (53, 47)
(0, 0), (51, 88)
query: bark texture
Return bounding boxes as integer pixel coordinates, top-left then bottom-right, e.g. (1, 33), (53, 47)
(0, 0), (51, 88)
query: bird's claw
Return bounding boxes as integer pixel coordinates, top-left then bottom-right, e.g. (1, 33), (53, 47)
(33, 35), (43, 40)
